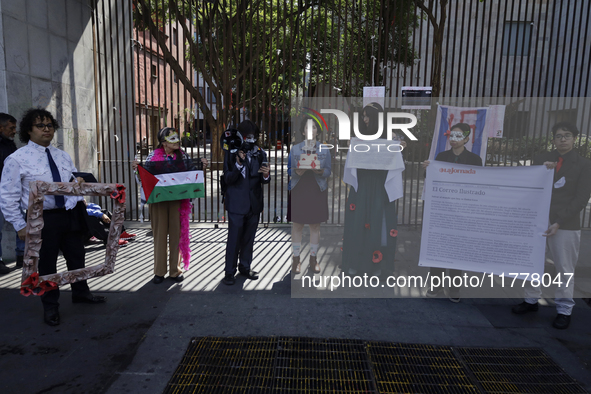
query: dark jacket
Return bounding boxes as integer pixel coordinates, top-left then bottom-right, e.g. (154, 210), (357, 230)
(223, 146), (271, 215)
(435, 148), (483, 166)
(533, 149), (591, 230)
(0, 134), (17, 179)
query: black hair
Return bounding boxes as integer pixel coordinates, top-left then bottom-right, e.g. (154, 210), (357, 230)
(19, 108), (59, 143)
(360, 102), (384, 137)
(298, 116), (322, 143)
(0, 113), (17, 127)
(450, 123), (470, 133)
(551, 121), (579, 138)
(237, 119), (260, 139)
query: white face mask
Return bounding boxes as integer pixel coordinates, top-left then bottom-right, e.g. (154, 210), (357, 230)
(449, 130), (466, 142)
(164, 132), (180, 143)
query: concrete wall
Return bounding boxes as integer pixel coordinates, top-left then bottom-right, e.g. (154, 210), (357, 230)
(0, 0), (98, 261)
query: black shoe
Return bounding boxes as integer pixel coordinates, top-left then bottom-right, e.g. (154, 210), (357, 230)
(43, 308), (60, 326)
(239, 270), (259, 280)
(153, 275), (164, 284)
(0, 261), (9, 275)
(512, 301), (538, 314)
(72, 294), (107, 304)
(16, 255), (23, 268)
(552, 314), (571, 329)
(170, 274), (184, 283)
(222, 275), (236, 285)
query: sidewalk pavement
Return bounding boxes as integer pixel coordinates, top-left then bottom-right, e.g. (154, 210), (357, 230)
(0, 223), (589, 393)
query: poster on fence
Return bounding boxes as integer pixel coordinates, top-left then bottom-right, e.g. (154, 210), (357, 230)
(419, 161), (553, 279)
(429, 105), (506, 164)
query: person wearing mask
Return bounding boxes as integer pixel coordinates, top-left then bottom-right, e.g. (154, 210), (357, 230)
(222, 120), (270, 285)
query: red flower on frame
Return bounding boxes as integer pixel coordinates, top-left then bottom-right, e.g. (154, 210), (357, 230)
(364, 223), (370, 229)
(20, 287), (33, 297)
(39, 280), (58, 292)
(349, 203), (356, 211)
(372, 250), (383, 263)
(22, 273), (40, 288)
(390, 229), (398, 237)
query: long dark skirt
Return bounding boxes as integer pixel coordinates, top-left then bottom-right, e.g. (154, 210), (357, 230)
(341, 169), (398, 276)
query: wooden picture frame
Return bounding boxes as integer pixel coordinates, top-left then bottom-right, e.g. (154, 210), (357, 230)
(22, 181), (126, 287)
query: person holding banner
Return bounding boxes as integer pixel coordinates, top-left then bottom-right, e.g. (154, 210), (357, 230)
(341, 103), (405, 277)
(133, 127), (208, 284)
(422, 123), (482, 302)
(288, 117), (331, 275)
(512, 122), (591, 329)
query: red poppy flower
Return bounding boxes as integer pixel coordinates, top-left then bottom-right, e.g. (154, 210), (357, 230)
(39, 280), (58, 292)
(390, 229), (398, 237)
(349, 203), (356, 211)
(372, 250), (383, 263)
(22, 273), (39, 288)
(364, 223), (370, 229)
(20, 287), (33, 297)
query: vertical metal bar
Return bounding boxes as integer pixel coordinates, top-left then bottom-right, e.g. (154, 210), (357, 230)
(90, 0), (103, 186)
(573, 1), (587, 97)
(582, 3), (591, 97)
(537, 0), (551, 97)
(547, 0), (559, 97)
(527, 1), (542, 98)
(502, 0), (515, 98)
(451, 0), (460, 97)
(564, 0), (578, 98)
(421, 1), (429, 87)
(133, 5), (143, 220)
(113, 0), (127, 216)
(482, 0), (493, 96)
(490, 0), (503, 97)
(458, 0), (468, 97)
(101, 0), (114, 187)
(441, 1), (453, 97)
(515, 0), (528, 98)
(468, 0), (480, 97)
(509, 0), (523, 98)
(336, 0), (345, 224)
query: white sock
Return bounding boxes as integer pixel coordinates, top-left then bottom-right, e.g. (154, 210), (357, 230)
(292, 243), (301, 257)
(310, 243), (319, 256)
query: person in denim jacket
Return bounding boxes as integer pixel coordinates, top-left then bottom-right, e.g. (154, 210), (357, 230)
(288, 117), (331, 275)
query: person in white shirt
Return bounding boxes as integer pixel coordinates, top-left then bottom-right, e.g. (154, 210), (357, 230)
(0, 108), (106, 326)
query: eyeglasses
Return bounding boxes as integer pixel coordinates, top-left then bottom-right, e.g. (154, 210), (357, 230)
(34, 123), (54, 130)
(554, 134), (573, 141)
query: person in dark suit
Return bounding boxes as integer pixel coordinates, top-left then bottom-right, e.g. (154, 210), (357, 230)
(512, 121), (591, 329)
(222, 120), (270, 285)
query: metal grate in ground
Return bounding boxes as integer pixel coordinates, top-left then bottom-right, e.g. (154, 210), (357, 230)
(367, 342), (479, 394)
(274, 337), (375, 393)
(456, 347), (588, 394)
(163, 337), (587, 394)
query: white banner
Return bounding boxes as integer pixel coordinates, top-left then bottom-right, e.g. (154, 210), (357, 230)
(419, 161), (554, 280)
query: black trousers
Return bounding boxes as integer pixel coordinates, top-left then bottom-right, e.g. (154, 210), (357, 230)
(39, 208), (91, 310)
(224, 211), (259, 276)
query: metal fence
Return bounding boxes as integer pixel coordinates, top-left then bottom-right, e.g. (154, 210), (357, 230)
(91, 0), (591, 227)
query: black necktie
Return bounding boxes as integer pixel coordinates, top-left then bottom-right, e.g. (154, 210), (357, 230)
(46, 148), (65, 208)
